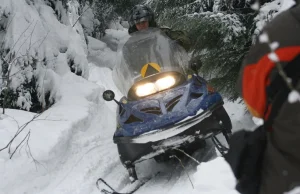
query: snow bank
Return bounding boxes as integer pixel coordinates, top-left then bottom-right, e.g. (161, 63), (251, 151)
(0, 0), (105, 159)
(100, 28), (129, 52)
(87, 36), (116, 69)
(1, 66), (251, 194)
(1, 2), (126, 192)
(0, 72), (102, 157)
(0, 69), (103, 193)
(87, 28), (129, 69)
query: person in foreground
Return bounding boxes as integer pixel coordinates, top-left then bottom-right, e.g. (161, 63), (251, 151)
(226, 3), (300, 194)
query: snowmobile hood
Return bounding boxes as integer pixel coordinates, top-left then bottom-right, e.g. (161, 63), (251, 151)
(113, 75), (223, 139)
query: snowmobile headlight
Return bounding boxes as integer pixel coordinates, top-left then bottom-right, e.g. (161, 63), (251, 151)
(135, 76), (176, 97)
(136, 83), (157, 97)
(155, 76), (176, 91)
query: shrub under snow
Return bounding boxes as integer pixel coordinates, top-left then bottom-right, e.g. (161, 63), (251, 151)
(0, 0), (89, 112)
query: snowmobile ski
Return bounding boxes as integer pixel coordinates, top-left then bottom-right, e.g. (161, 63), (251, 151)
(96, 172), (160, 194)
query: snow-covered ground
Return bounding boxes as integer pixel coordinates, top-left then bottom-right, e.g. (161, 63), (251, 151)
(0, 25), (255, 194)
(0, 62), (255, 194)
(0, 1), (258, 193)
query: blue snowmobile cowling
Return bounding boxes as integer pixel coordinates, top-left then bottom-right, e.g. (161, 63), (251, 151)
(104, 28), (232, 182)
(114, 75), (223, 139)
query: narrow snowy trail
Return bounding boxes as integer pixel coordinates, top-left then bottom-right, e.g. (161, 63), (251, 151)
(42, 66), (246, 194)
(31, 66), (218, 194)
(35, 68), (126, 194)
(83, 33), (252, 194)
(41, 65), (252, 194)
(87, 66), (207, 193)
(0, 65), (253, 194)
(130, 143), (218, 194)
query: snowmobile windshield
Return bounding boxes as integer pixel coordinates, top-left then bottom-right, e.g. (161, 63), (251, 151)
(113, 28), (189, 99)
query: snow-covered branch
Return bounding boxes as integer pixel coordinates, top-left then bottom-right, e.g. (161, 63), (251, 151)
(0, 26), (49, 113)
(170, 155), (195, 189)
(72, 4), (91, 27)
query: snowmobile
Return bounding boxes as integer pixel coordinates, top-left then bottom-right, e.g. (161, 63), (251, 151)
(102, 28), (232, 182)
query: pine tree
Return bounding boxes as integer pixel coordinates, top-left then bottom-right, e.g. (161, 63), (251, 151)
(92, 0), (143, 37)
(0, 0), (88, 112)
(146, 0), (259, 100)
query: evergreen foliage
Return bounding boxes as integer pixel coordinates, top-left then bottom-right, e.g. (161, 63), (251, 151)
(0, 0), (284, 113)
(91, 0), (142, 37)
(147, 0), (259, 100)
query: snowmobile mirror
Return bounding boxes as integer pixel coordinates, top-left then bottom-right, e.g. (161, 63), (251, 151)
(103, 90), (115, 101)
(190, 62), (201, 73)
(189, 56), (202, 74)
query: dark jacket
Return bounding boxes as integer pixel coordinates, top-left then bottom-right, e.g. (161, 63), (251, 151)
(237, 4), (300, 194)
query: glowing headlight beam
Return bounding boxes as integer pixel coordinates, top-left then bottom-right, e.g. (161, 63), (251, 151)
(135, 76), (176, 97)
(136, 83), (157, 97)
(155, 76), (176, 91)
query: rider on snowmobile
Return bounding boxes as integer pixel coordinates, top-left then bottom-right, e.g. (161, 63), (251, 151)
(128, 4), (192, 52)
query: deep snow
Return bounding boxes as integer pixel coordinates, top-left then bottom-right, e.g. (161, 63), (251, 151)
(2, 0), (296, 193)
(0, 62), (256, 194)
(0, 1), (256, 191)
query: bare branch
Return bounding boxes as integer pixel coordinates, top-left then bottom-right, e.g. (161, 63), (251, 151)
(72, 5), (91, 27)
(0, 112), (64, 155)
(170, 155), (194, 189)
(0, 113), (41, 153)
(28, 21), (38, 52)
(34, 118), (64, 122)
(2, 113), (20, 128)
(10, 130), (30, 159)
(9, 129), (47, 170)
(5, 21), (33, 60)
(0, 66), (26, 80)
(25, 131), (46, 170)
(0, 55), (60, 80)
(174, 148), (200, 164)
(37, 30), (50, 49)
(8, 114), (43, 153)
(15, 23), (37, 58)
(0, 14), (16, 42)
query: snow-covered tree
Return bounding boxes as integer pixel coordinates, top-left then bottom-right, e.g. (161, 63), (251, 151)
(92, 0), (142, 38)
(0, 0), (289, 112)
(0, 0), (89, 112)
(146, 0), (283, 100)
(144, 0), (255, 100)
